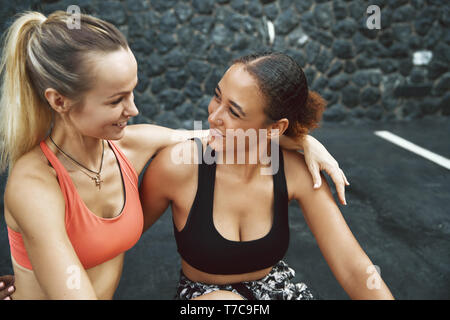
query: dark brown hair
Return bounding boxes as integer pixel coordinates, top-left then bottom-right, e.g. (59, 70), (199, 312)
(233, 52), (326, 138)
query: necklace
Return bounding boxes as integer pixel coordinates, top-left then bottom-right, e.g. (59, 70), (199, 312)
(49, 135), (105, 190)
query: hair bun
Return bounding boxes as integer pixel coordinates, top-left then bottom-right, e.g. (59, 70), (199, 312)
(291, 90), (327, 137)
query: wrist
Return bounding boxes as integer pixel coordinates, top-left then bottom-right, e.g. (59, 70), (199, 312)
(298, 134), (310, 151)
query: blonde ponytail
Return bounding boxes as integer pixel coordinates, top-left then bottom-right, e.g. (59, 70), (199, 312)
(0, 12), (51, 174)
(0, 11), (128, 174)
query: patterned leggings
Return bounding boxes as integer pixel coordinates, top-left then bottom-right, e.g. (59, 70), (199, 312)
(174, 260), (317, 300)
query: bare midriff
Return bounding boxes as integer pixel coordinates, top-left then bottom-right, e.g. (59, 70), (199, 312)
(181, 259), (273, 285)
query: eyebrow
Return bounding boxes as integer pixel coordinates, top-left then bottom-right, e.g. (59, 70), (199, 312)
(216, 85), (246, 117)
(107, 78), (139, 99)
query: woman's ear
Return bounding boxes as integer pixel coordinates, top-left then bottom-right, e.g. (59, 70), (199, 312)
(268, 118), (289, 138)
(44, 88), (72, 113)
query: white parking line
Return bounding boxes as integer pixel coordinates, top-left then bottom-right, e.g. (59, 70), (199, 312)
(374, 130), (450, 170)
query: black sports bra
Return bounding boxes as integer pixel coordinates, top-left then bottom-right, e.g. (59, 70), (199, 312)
(172, 138), (290, 275)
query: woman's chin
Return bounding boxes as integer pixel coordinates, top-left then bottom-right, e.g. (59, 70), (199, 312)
(103, 128), (126, 141)
(208, 136), (224, 152)
(208, 141), (221, 152)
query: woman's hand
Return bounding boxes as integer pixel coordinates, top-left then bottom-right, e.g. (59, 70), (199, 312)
(0, 275), (15, 300)
(302, 135), (350, 205)
(280, 134), (350, 205)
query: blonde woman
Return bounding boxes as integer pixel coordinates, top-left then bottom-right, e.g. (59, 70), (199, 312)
(0, 11), (348, 300)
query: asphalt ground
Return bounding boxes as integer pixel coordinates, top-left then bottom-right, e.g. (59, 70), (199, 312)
(1, 117), (449, 299)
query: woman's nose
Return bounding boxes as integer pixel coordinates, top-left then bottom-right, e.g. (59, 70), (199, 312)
(124, 97), (139, 118)
(208, 106), (224, 126)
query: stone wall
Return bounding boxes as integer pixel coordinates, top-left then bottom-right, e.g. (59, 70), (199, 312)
(1, 0), (449, 129)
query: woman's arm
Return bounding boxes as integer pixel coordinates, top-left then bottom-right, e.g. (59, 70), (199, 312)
(286, 150), (394, 300)
(5, 163), (97, 299)
(280, 134), (350, 206)
(138, 151), (171, 233)
(139, 140), (197, 232)
(123, 124), (349, 206)
(119, 124), (208, 176)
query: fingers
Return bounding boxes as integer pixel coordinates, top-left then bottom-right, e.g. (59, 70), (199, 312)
(325, 167), (348, 205)
(304, 153), (350, 205)
(342, 170), (350, 186)
(308, 163), (322, 189)
(0, 275), (15, 300)
(0, 281), (15, 300)
(337, 171), (347, 206)
(0, 275), (14, 286)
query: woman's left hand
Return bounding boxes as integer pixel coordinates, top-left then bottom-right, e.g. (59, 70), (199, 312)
(0, 275), (15, 300)
(301, 135), (350, 205)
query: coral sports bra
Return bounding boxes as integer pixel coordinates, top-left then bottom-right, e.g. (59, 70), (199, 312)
(7, 139), (143, 270)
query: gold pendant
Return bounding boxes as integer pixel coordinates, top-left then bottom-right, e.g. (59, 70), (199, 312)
(92, 175), (104, 190)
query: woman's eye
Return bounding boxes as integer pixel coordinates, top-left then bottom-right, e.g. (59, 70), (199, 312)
(111, 97), (123, 105)
(229, 107), (239, 118)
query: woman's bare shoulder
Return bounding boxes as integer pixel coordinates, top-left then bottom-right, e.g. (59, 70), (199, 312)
(282, 149), (309, 178)
(281, 148), (315, 199)
(148, 138), (201, 182)
(116, 123), (172, 154)
(5, 145), (64, 225)
(8, 144), (57, 181)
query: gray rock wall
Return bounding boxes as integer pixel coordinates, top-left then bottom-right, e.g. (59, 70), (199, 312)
(1, 0), (449, 128)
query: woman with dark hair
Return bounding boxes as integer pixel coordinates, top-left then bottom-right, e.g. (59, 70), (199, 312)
(0, 11), (348, 300)
(140, 52), (394, 300)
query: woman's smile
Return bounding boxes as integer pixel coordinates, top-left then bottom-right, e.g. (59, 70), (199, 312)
(113, 121), (127, 128)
